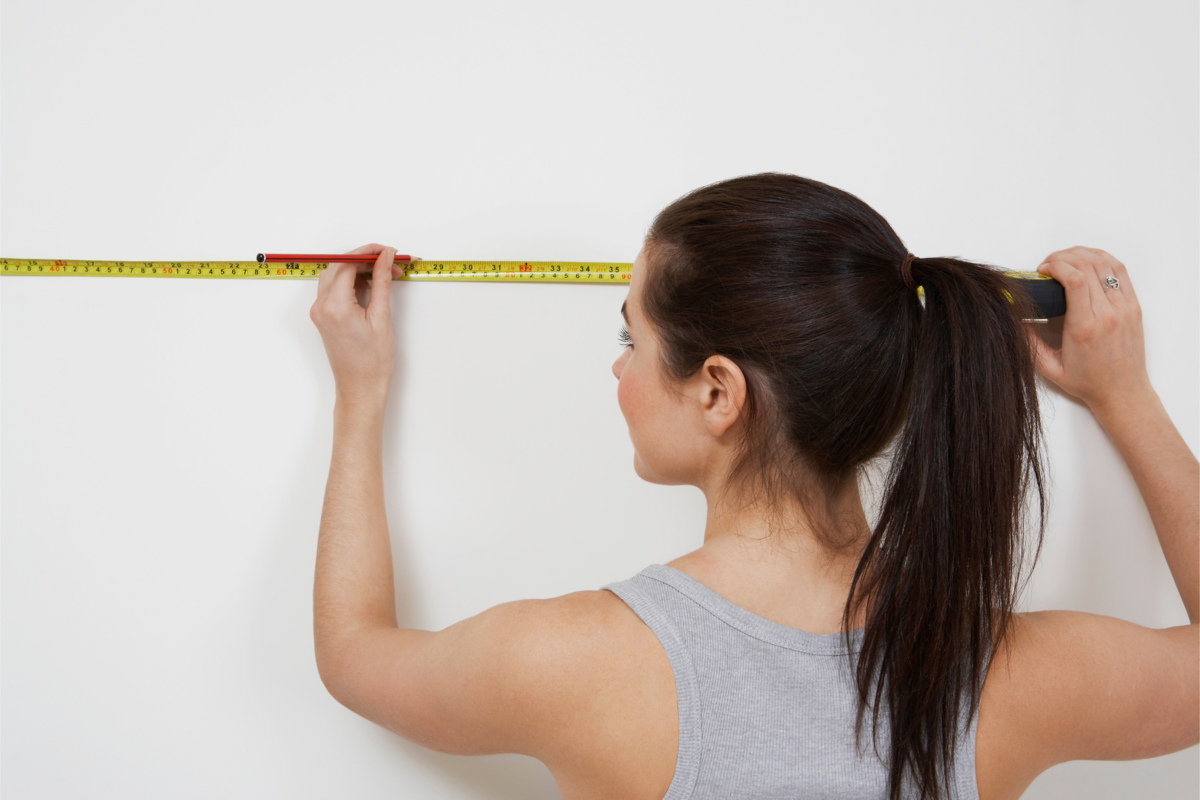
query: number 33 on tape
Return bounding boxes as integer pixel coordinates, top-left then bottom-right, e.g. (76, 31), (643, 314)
(0, 258), (636, 283)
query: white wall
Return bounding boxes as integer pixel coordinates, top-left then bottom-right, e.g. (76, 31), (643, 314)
(2, 1), (1195, 797)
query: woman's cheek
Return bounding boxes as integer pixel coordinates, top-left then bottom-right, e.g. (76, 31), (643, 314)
(616, 368), (640, 422)
(618, 369), (659, 451)
(618, 372), (658, 479)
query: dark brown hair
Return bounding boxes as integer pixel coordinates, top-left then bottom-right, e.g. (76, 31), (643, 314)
(642, 173), (1046, 800)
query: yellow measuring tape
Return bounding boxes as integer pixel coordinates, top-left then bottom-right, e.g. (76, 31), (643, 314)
(0, 259), (1065, 318)
(0, 258), (633, 283)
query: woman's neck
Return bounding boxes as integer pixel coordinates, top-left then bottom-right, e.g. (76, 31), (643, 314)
(666, 478), (873, 634)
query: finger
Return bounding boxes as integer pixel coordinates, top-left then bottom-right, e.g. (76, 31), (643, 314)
(321, 243), (387, 295)
(1110, 258), (1139, 313)
(343, 243), (388, 257)
(1037, 257), (1094, 326)
(1075, 252), (1121, 322)
(315, 245), (385, 311)
(335, 243), (389, 291)
(1094, 268), (1128, 314)
(1047, 249), (1112, 317)
(1027, 327), (1065, 387)
(1040, 246), (1094, 268)
(367, 247), (396, 320)
(1077, 248), (1128, 310)
(1084, 247), (1136, 307)
(325, 259), (363, 307)
(353, 260), (401, 278)
(316, 260), (354, 303)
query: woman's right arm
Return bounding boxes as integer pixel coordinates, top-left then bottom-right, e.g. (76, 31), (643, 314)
(974, 247), (1199, 800)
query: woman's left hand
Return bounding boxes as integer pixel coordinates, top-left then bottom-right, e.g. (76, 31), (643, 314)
(309, 244), (403, 405)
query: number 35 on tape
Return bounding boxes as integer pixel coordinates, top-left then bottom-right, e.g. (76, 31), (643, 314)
(0, 258), (635, 283)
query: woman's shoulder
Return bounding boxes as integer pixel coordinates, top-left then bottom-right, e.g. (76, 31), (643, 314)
(517, 587), (666, 675)
(530, 587), (677, 722)
(325, 587), (680, 799)
(975, 610), (1198, 800)
(516, 589), (679, 799)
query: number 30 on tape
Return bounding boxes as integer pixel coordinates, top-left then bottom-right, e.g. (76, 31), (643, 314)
(0, 258), (634, 283)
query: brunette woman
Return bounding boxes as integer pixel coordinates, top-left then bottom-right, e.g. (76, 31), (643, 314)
(309, 174), (1198, 800)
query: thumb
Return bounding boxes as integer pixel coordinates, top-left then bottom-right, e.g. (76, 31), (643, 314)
(1028, 327), (1064, 388)
(367, 247), (396, 321)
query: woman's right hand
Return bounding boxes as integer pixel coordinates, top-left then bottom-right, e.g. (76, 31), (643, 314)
(1031, 246), (1153, 418)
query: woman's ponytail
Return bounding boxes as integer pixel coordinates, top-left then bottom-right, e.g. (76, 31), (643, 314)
(642, 173), (1048, 800)
(846, 256), (1047, 800)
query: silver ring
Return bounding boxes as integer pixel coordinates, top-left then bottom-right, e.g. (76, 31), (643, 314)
(1104, 276), (1120, 290)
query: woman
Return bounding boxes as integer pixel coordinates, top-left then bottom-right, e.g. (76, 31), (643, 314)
(308, 174), (1198, 800)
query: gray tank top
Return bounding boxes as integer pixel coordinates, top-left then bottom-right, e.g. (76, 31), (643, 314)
(602, 564), (982, 800)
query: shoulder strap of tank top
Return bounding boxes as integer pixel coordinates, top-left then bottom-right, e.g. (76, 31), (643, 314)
(603, 576), (702, 800)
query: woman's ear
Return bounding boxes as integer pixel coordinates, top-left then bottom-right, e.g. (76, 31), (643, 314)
(695, 355), (747, 437)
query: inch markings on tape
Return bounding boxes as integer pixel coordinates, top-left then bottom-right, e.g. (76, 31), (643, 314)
(0, 259), (1064, 318)
(0, 258), (634, 283)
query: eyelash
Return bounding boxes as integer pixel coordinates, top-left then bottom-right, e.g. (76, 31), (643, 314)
(617, 325), (632, 348)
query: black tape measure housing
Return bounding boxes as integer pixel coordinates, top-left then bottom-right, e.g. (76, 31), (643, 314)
(1006, 273), (1067, 319)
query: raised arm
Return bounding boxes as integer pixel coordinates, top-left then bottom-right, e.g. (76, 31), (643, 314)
(1032, 247), (1197, 621)
(975, 247), (1199, 800)
(309, 245), (405, 671)
(304, 245), (648, 786)
(1091, 389), (1198, 619)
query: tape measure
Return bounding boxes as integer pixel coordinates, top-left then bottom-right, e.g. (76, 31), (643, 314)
(1001, 270), (1066, 319)
(0, 258), (632, 283)
(0, 258), (1065, 318)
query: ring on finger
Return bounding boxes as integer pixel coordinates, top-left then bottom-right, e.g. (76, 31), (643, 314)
(1103, 276), (1120, 290)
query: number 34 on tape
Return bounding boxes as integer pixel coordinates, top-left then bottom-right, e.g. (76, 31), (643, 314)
(0, 258), (634, 284)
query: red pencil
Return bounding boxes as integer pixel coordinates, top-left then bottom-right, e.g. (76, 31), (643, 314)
(257, 253), (415, 264)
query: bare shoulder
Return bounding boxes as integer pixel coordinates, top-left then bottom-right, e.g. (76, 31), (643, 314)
(975, 610), (1199, 800)
(508, 589), (679, 799)
(501, 588), (669, 704)
(320, 587), (677, 800)
(496, 589), (666, 687)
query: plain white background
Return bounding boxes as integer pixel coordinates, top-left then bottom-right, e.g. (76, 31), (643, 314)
(2, 1), (1196, 797)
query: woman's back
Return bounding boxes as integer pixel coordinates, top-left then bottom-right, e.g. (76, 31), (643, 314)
(533, 554), (1195, 800)
(601, 563), (981, 799)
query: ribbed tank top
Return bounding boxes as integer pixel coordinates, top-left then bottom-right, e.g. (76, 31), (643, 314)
(602, 564), (982, 800)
